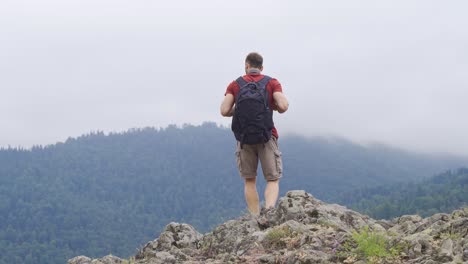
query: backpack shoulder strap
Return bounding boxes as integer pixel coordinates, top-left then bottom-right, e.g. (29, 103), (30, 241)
(256, 76), (272, 109)
(256, 75), (272, 89)
(235, 76), (248, 87)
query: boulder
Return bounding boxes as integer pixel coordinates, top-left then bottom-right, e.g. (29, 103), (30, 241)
(136, 222), (202, 262)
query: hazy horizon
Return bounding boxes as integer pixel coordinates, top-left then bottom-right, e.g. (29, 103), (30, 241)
(1, 0), (467, 156)
(1, 122), (467, 162)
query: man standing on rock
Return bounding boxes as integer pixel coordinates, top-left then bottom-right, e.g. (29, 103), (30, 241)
(220, 52), (289, 216)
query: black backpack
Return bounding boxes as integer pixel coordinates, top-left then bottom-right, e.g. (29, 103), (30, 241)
(232, 76), (273, 145)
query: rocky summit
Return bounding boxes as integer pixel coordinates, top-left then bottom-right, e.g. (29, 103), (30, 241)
(68, 190), (468, 264)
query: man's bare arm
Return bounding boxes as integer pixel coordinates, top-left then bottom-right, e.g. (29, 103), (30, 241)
(220, 94), (235, 117)
(273, 92), (289, 113)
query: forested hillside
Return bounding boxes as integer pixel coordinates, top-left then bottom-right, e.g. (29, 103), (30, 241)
(0, 123), (466, 264)
(339, 168), (468, 219)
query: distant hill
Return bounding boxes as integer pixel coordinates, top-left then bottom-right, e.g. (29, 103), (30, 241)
(0, 122), (467, 264)
(339, 168), (468, 219)
(280, 135), (467, 200)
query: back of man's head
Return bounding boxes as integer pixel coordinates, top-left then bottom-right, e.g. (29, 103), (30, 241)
(245, 52), (263, 68)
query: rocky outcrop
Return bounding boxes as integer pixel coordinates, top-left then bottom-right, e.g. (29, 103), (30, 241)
(68, 190), (468, 264)
(67, 254), (125, 264)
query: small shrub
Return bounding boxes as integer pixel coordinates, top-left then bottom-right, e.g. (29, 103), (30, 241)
(352, 226), (391, 259)
(335, 226), (403, 263)
(263, 226), (293, 249)
(307, 209), (319, 218)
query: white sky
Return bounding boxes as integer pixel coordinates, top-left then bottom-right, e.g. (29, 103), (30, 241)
(1, 0), (467, 156)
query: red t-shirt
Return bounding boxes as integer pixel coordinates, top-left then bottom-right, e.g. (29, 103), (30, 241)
(225, 73), (283, 139)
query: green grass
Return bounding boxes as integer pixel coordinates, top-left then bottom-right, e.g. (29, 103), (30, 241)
(352, 226), (391, 259)
(263, 226), (293, 249)
(336, 226), (404, 263)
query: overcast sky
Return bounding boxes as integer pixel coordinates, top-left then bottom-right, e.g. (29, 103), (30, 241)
(1, 0), (467, 156)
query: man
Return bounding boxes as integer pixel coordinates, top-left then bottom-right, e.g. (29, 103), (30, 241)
(220, 52), (289, 216)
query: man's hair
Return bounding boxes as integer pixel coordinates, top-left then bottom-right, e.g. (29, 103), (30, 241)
(245, 52), (263, 68)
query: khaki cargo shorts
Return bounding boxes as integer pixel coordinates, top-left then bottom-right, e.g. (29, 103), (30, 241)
(235, 137), (283, 181)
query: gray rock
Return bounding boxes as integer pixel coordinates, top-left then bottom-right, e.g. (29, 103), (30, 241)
(157, 222), (202, 250)
(252, 230), (266, 242)
(413, 242), (423, 257)
(281, 220), (308, 233)
(135, 222), (201, 261)
(199, 214), (261, 257)
(451, 209), (466, 219)
(398, 214), (423, 224)
(283, 249), (330, 264)
(259, 254), (276, 263)
(404, 233), (433, 257)
(67, 255), (124, 264)
(434, 213), (450, 222)
(67, 256), (92, 264)
(92, 255), (124, 264)
(286, 190), (310, 199)
(451, 218), (468, 234)
(278, 195), (306, 221)
(390, 217), (419, 234)
(376, 219), (394, 230)
(438, 239), (454, 262)
(154, 251), (176, 264)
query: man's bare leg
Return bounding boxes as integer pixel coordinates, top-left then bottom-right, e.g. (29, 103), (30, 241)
(264, 179), (279, 209)
(244, 178), (260, 215)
